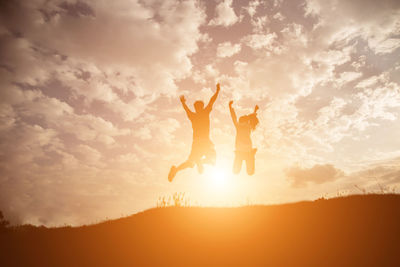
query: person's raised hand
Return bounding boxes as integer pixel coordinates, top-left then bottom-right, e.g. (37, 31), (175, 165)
(229, 100), (233, 107)
(254, 105), (259, 113)
(180, 95), (186, 103)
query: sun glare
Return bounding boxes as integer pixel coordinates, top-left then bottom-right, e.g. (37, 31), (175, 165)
(210, 167), (229, 188)
(191, 157), (256, 206)
(203, 164), (233, 192)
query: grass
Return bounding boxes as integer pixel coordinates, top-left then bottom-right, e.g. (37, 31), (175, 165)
(1, 194), (400, 266)
(156, 192), (191, 208)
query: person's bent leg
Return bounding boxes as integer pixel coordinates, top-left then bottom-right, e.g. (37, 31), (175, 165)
(169, 160), (194, 182)
(233, 152), (242, 174)
(177, 160), (195, 171)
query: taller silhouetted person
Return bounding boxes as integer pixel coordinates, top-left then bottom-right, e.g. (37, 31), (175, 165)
(168, 84), (221, 182)
(229, 101), (259, 175)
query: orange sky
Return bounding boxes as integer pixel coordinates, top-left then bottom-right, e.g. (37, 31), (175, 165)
(0, 0), (400, 226)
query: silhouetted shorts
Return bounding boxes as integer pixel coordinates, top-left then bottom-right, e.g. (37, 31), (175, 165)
(188, 138), (216, 163)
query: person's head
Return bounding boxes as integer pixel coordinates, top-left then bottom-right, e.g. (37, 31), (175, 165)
(248, 114), (259, 131)
(194, 100), (204, 112)
(239, 115), (248, 124)
(239, 114), (259, 131)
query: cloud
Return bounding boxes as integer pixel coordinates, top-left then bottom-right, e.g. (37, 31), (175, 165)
(0, 0), (207, 226)
(286, 164), (344, 187)
(344, 157), (400, 193)
(209, 0), (239, 27)
(372, 38), (400, 55)
(304, 0), (400, 55)
(212, 0), (400, 185)
(250, 15), (269, 33)
(335, 72), (363, 87)
(1, 0), (206, 100)
(244, 0), (261, 18)
(216, 41), (242, 58)
(354, 166), (400, 186)
(273, 12), (285, 21)
(355, 80), (400, 121)
(243, 33), (277, 50)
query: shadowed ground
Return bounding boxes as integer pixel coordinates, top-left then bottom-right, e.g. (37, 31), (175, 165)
(1, 194), (399, 266)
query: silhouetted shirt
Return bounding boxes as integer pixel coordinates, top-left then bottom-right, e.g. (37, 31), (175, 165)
(235, 122), (252, 152)
(189, 110), (210, 141)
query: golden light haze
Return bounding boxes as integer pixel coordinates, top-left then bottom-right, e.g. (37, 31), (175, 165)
(0, 0), (399, 226)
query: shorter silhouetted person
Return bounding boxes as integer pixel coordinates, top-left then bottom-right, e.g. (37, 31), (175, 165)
(168, 84), (221, 182)
(229, 101), (259, 175)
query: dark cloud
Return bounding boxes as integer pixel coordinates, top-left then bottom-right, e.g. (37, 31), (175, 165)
(286, 164), (344, 187)
(352, 160), (400, 187)
(58, 1), (95, 18)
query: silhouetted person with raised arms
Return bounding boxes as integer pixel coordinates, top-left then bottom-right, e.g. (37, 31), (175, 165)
(229, 101), (259, 175)
(168, 84), (221, 182)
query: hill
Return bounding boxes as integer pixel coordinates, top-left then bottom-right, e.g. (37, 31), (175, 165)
(1, 194), (400, 266)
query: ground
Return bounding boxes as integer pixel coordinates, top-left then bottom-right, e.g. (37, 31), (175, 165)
(1, 194), (400, 266)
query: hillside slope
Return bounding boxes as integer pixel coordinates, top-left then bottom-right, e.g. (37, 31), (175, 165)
(1, 194), (400, 266)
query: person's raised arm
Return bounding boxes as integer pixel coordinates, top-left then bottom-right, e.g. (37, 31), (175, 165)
(253, 105), (259, 114)
(229, 100), (238, 127)
(180, 95), (194, 119)
(205, 83), (221, 112)
(248, 104), (259, 130)
(246, 105), (259, 120)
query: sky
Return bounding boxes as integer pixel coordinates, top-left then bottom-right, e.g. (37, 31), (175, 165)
(0, 0), (400, 226)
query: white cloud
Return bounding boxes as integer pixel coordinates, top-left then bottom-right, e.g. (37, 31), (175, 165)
(304, 0), (400, 55)
(351, 55), (366, 71)
(355, 75), (383, 89)
(243, 33), (277, 50)
(312, 46), (354, 69)
(209, 0), (239, 27)
(273, 12), (285, 21)
(250, 15), (269, 33)
(281, 23), (308, 47)
(204, 64), (220, 78)
(2, 0), (206, 99)
(216, 41), (242, 58)
(371, 38), (400, 55)
(335, 71), (363, 87)
(356, 82), (400, 121)
(244, 0), (260, 17)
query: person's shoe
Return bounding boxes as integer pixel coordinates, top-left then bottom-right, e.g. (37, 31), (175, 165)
(168, 166), (177, 182)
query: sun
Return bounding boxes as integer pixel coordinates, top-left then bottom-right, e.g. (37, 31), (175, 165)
(196, 158), (241, 206)
(206, 165), (231, 191)
(211, 168), (228, 187)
